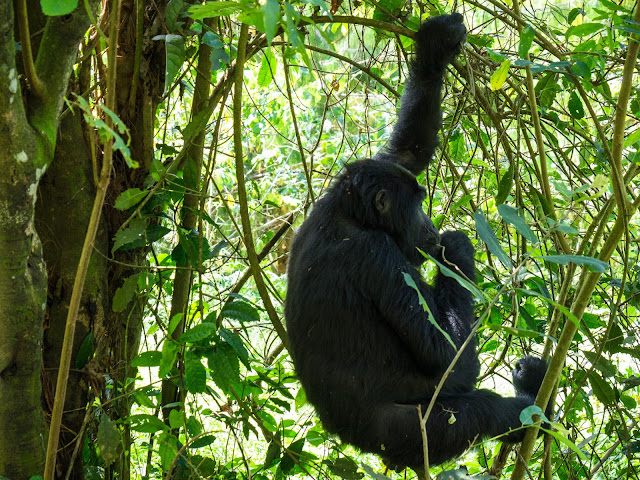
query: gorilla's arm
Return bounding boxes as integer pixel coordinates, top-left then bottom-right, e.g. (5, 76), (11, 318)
(377, 13), (466, 176)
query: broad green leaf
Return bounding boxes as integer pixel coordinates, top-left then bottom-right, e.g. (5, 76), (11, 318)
(41, 0), (78, 16)
(168, 313), (183, 336)
(159, 340), (179, 378)
(180, 322), (216, 343)
(495, 163), (514, 205)
(166, 0), (186, 31)
(157, 432), (179, 471)
(518, 25), (535, 58)
(97, 415), (120, 467)
(75, 332), (94, 369)
(112, 274), (140, 312)
(129, 414), (168, 433)
(114, 188), (148, 210)
(208, 343), (239, 393)
(490, 60), (510, 91)
(219, 328), (250, 366)
(185, 353), (207, 393)
(403, 273), (456, 350)
(221, 300), (260, 323)
(168, 409), (182, 430)
(571, 60), (591, 79)
(566, 23), (605, 38)
(568, 90), (585, 119)
(588, 371), (616, 405)
(131, 350), (162, 367)
(112, 218), (146, 254)
(520, 405), (548, 424)
(263, 0), (280, 44)
(189, 2), (250, 19)
(258, 50), (277, 87)
(623, 128), (640, 148)
(474, 210), (512, 269)
(497, 204), (538, 243)
(164, 34), (186, 94)
(538, 254), (609, 272)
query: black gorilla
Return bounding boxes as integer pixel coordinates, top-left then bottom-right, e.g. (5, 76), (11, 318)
(285, 13), (547, 469)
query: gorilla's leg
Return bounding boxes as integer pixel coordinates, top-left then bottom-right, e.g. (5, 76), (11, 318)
(364, 391), (532, 469)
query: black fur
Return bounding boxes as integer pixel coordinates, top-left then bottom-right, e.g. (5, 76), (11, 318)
(285, 13), (548, 469)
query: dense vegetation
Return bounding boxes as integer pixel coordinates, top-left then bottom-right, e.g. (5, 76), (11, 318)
(0, 0), (639, 479)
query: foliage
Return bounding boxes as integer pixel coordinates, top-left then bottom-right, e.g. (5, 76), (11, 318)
(10, 0), (640, 478)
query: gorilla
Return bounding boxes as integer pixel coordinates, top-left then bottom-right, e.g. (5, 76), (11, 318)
(284, 13), (548, 470)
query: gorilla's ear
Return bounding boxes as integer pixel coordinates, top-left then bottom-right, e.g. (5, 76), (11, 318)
(375, 190), (391, 215)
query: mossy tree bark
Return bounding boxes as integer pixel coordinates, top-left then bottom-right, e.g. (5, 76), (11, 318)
(0, 2), (97, 477)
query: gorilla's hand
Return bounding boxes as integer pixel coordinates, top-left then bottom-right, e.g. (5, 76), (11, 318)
(414, 13), (467, 72)
(512, 356), (548, 400)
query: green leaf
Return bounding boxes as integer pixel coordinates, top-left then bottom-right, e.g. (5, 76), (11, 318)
(497, 204), (538, 243)
(180, 322), (216, 343)
(540, 426), (588, 460)
(495, 163), (514, 205)
(41, 0), (78, 16)
(208, 344), (239, 393)
(474, 210), (512, 269)
(518, 25), (535, 58)
(623, 128), (640, 148)
(403, 273), (456, 350)
(568, 90), (585, 119)
(112, 274), (140, 312)
(159, 340), (179, 378)
(490, 60), (510, 91)
(219, 328), (250, 367)
(518, 288), (580, 326)
(263, 0), (280, 44)
(164, 34), (186, 94)
(166, 0), (186, 31)
(131, 350), (162, 367)
(588, 371), (616, 405)
(97, 415), (120, 467)
(129, 414), (168, 433)
(221, 300), (260, 323)
(258, 50), (277, 87)
(185, 353), (207, 393)
(168, 313), (183, 336)
(566, 23), (605, 38)
(114, 188), (148, 210)
(426, 254), (485, 301)
(112, 218), (146, 254)
(157, 432), (179, 471)
(75, 332), (94, 369)
(189, 2), (250, 19)
(538, 254), (609, 272)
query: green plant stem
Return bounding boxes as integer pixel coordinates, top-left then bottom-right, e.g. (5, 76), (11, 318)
(43, 1), (121, 479)
(233, 23), (289, 347)
(15, 0), (44, 97)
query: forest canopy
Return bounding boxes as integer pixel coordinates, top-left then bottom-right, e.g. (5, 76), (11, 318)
(0, 0), (639, 479)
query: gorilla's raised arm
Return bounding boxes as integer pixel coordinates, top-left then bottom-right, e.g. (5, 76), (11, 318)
(377, 13), (466, 176)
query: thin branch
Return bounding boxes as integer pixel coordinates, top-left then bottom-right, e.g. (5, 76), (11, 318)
(233, 23), (289, 347)
(43, 1), (122, 479)
(16, 0), (44, 97)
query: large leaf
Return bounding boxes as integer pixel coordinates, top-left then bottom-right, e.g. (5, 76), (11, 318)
(518, 24), (535, 58)
(474, 210), (512, 269)
(497, 204), (538, 243)
(490, 60), (510, 91)
(538, 254), (609, 272)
